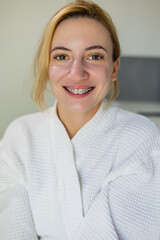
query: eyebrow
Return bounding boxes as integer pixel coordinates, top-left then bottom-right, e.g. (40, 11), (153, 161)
(50, 45), (107, 53)
(50, 46), (71, 53)
(85, 45), (107, 53)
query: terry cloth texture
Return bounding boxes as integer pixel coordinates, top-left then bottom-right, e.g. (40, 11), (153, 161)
(0, 99), (160, 240)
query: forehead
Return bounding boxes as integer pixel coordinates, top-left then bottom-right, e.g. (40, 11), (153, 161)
(51, 17), (113, 49)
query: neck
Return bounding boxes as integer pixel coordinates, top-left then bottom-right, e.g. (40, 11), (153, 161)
(57, 103), (101, 139)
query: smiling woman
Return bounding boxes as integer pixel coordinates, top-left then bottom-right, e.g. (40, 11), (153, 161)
(32, 0), (120, 112)
(47, 17), (119, 138)
(0, 0), (160, 240)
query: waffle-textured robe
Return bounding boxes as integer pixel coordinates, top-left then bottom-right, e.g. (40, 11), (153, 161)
(0, 100), (160, 240)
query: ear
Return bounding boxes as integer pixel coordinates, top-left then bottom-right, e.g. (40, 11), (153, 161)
(111, 58), (120, 82)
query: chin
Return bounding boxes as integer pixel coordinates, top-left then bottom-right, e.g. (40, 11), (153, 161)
(67, 105), (90, 113)
(64, 102), (100, 114)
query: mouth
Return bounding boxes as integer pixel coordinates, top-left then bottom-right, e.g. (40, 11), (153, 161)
(64, 87), (94, 95)
(63, 86), (95, 95)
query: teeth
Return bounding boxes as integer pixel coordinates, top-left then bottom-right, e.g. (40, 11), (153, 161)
(65, 87), (93, 94)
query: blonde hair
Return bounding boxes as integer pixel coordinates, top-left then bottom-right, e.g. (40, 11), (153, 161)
(32, 0), (121, 110)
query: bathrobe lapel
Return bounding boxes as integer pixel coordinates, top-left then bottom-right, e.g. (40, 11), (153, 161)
(50, 101), (120, 240)
(50, 105), (83, 240)
(73, 186), (120, 240)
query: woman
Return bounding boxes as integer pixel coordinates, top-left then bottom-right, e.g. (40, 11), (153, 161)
(0, 0), (160, 239)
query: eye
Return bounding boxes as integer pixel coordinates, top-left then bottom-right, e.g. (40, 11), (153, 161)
(54, 54), (69, 61)
(88, 54), (103, 60)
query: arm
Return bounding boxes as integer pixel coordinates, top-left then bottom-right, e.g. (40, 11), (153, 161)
(108, 151), (160, 240)
(0, 120), (38, 240)
(74, 121), (160, 240)
(74, 150), (160, 240)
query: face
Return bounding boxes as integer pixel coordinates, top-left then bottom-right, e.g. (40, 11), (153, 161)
(48, 17), (119, 115)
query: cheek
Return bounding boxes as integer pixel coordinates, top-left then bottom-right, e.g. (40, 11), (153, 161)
(92, 65), (111, 83)
(48, 65), (68, 83)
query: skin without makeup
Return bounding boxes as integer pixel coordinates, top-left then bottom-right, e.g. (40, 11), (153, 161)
(48, 17), (119, 139)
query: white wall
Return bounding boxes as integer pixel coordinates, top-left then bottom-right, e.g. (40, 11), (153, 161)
(0, 0), (160, 138)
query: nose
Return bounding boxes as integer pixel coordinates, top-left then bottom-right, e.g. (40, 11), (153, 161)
(67, 59), (89, 81)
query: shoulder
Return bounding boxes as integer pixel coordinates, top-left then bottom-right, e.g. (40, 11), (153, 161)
(119, 107), (158, 132)
(1, 107), (54, 152)
(3, 110), (49, 137)
(113, 106), (159, 135)
(110, 106), (160, 152)
(107, 107), (160, 179)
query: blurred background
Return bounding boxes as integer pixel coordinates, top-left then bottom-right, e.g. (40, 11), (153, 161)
(0, 0), (160, 138)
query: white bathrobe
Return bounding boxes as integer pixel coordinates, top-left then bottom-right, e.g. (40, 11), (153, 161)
(0, 100), (160, 240)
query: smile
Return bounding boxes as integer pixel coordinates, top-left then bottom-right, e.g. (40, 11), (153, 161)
(64, 87), (94, 95)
